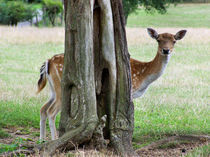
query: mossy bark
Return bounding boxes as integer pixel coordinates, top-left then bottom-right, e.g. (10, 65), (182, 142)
(59, 0), (97, 138)
(37, 0), (134, 156)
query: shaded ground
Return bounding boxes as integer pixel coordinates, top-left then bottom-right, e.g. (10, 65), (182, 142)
(137, 140), (209, 157)
(0, 127), (209, 156)
(0, 127), (40, 145)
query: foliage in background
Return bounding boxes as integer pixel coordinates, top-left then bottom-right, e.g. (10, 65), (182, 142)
(0, 0), (37, 26)
(42, 0), (63, 26)
(181, 0), (210, 2)
(26, 0), (42, 3)
(122, 0), (181, 22)
(0, 0), (208, 27)
(0, 0), (63, 26)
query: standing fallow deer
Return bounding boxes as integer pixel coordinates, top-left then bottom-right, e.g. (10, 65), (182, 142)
(37, 28), (187, 140)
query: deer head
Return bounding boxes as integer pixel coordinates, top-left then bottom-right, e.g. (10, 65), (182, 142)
(147, 28), (187, 56)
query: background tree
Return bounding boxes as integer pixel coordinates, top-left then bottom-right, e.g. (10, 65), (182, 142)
(42, 0), (63, 26)
(0, 0), (182, 26)
(0, 0), (37, 26)
(123, 0), (181, 23)
(26, 0), (42, 3)
(38, 0), (134, 156)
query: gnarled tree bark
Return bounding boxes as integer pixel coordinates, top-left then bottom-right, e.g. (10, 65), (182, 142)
(37, 0), (134, 156)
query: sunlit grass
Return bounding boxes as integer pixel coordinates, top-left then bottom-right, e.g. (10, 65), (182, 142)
(186, 144), (210, 157)
(127, 3), (210, 28)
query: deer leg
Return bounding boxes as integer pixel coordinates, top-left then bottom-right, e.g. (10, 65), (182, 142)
(40, 98), (54, 140)
(47, 100), (61, 140)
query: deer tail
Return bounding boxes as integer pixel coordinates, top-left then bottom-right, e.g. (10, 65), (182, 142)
(36, 60), (49, 94)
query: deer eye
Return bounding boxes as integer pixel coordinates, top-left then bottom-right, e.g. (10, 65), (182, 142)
(173, 41), (176, 44)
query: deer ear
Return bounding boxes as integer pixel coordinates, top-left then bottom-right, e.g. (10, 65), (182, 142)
(174, 30), (187, 40)
(147, 28), (158, 39)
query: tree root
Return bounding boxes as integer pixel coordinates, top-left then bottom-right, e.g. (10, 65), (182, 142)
(2, 134), (207, 156)
(136, 134), (210, 152)
(34, 121), (97, 156)
(89, 115), (109, 150)
(0, 123), (97, 157)
(34, 116), (108, 156)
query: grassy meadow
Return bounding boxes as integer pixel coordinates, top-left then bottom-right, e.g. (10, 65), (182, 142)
(0, 3), (209, 155)
(127, 3), (210, 28)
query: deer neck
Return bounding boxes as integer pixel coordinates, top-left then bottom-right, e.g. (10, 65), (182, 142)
(132, 49), (170, 99)
(149, 49), (170, 77)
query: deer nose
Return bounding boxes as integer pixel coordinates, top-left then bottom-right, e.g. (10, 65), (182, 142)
(162, 49), (170, 54)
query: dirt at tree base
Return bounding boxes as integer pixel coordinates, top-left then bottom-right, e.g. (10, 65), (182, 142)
(0, 127), (209, 156)
(136, 141), (209, 157)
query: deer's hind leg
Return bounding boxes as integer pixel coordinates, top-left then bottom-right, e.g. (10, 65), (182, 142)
(40, 73), (56, 140)
(47, 98), (61, 140)
(40, 97), (55, 140)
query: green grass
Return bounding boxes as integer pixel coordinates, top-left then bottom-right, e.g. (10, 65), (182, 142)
(0, 43), (62, 130)
(0, 129), (10, 138)
(0, 137), (27, 154)
(186, 144), (210, 157)
(127, 4), (210, 28)
(0, 100), (41, 128)
(0, 143), (18, 153)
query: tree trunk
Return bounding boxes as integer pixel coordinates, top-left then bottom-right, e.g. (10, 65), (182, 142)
(37, 0), (134, 156)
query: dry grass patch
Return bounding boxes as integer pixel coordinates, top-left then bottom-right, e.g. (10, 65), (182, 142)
(1, 26), (210, 45)
(0, 26), (64, 44)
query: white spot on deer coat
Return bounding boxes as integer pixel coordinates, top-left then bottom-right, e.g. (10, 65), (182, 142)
(142, 67), (146, 73)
